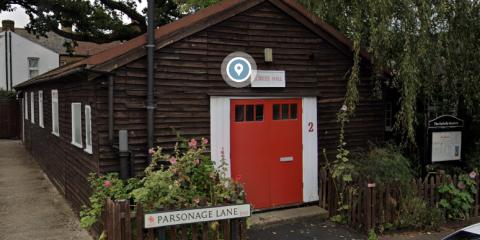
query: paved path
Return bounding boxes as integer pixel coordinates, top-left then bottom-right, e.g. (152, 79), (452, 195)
(248, 218), (365, 240)
(0, 140), (91, 240)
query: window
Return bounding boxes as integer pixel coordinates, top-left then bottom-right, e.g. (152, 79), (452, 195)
(30, 92), (35, 123)
(25, 93), (28, 120)
(84, 105), (92, 154)
(385, 102), (393, 131)
(234, 104), (264, 122)
(51, 90), (59, 136)
(38, 91), (44, 128)
(273, 103), (298, 120)
(28, 57), (39, 78)
(71, 103), (82, 148)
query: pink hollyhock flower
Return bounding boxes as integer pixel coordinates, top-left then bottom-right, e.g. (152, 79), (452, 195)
(458, 181), (466, 190)
(103, 180), (112, 188)
(202, 138), (208, 145)
(235, 174), (242, 182)
(169, 157), (177, 165)
(188, 138), (197, 149)
(148, 148), (156, 155)
(470, 171), (477, 179)
(194, 159), (200, 165)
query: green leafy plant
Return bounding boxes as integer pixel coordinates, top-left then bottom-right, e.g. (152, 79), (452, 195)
(79, 173), (140, 229)
(367, 229), (378, 240)
(0, 90), (15, 99)
(395, 196), (445, 230)
(132, 138), (245, 212)
(352, 144), (414, 190)
(437, 173), (477, 220)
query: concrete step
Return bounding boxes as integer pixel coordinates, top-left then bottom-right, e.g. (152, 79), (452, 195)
(249, 205), (329, 229)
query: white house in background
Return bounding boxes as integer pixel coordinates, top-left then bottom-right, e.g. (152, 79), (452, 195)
(0, 20), (59, 91)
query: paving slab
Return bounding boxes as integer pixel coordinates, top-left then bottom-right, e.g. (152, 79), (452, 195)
(250, 205), (328, 227)
(0, 140), (91, 240)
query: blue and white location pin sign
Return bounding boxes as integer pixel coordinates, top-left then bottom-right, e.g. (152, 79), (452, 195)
(221, 52), (257, 88)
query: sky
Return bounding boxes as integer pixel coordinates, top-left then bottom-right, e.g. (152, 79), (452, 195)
(0, 5), (29, 27)
(0, 2), (149, 28)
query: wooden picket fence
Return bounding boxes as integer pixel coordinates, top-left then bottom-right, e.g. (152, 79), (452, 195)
(319, 168), (480, 232)
(103, 199), (248, 240)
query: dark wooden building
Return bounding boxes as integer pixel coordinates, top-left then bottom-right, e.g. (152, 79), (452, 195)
(15, 0), (387, 212)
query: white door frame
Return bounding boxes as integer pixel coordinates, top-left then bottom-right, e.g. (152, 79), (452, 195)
(210, 96), (319, 203)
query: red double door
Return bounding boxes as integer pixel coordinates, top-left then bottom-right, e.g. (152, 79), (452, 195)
(230, 99), (303, 210)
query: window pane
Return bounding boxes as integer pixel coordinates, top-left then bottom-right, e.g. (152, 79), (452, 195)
(72, 103), (82, 146)
(85, 107), (92, 149)
(290, 104), (297, 119)
(30, 92), (34, 123)
(246, 105), (254, 121)
(28, 58), (39, 68)
(273, 104), (280, 120)
(29, 70), (39, 78)
(282, 104), (289, 120)
(255, 105), (263, 121)
(235, 105), (244, 122)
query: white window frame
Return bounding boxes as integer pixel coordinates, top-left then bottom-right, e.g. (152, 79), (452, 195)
(51, 90), (60, 136)
(38, 91), (44, 128)
(30, 92), (35, 124)
(71, 102), (83, 148)
(25, 93), (29, 120)
(84, 105), (92, 154)
(28, 57), (40, 79)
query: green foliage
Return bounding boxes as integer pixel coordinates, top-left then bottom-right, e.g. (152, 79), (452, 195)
(298, 0), (480, 144)
(367, 229), (378, 240)
(395, 196), (445, 230)
(0, 90), (16, 99)
(79, 173), (141, 229)
(131, 138), (245, 212)
(437, 174), (477, 220)
(1, 0), (181, 44)
(352, 144), (414, 189)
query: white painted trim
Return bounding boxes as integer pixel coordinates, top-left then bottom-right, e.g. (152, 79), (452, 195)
(210, 97), (232, 177)
(71, 102), (83, 148)
(210, 96), (319, 204)
(302, 97), (319, 202)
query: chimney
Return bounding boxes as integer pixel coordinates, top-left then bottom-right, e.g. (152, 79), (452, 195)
(2, 20), (15, 32)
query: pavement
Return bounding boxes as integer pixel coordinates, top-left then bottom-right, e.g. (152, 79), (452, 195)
(0, 140), (91, 240)
(248, 217), (365, 240)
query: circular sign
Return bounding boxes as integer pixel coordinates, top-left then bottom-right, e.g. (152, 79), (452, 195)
(221, 52), (257, 88)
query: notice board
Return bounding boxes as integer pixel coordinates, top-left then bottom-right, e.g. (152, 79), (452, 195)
(427, 115), (463, 163)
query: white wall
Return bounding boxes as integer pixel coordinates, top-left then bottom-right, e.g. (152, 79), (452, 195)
(0, 31), (59, 90)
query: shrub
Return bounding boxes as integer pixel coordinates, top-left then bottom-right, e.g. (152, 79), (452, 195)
(437, 173), (477, 220)
(352, 144), (414, 190)
(395, 196), (445, 230)
(132, 138), (245, 211)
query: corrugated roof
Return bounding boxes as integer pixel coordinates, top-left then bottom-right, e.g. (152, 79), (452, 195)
(15, 0), (376, 89)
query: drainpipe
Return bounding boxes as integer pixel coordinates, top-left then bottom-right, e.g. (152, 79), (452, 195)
(8, 31), (12, 90)
(4, 32), (8, 90)
(146, 0), (156, 163)
(108, 75), (114, 143)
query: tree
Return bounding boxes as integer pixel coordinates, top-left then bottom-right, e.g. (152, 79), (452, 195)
(0, 0), (181, 43)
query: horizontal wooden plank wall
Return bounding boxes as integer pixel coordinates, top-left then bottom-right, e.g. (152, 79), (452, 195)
(99, 2), (385, 174)
(21, 77), (99, 212)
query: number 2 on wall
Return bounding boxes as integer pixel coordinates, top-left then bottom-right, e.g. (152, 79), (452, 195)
(308, 122), (314, 132)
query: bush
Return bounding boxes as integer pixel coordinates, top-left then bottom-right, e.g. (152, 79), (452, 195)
(395, 196), (445, 230)
(132, 138), (245, 211)
(352, 144), (414, 189)
(80, 137), (245, 229)
(0, 90), (15, 99)
(438, 173), (477, 220)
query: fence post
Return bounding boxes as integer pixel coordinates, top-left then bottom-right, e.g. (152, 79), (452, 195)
(155, 228), (166, 240)
(230, 219), (239, 240)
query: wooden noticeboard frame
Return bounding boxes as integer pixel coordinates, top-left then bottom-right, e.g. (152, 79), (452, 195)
(427, 115), (464, 164)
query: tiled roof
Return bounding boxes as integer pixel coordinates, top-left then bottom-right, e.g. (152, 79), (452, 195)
(14, 28), (121, 56)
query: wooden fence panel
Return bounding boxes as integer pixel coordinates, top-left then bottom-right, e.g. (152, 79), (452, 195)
(319, 168), (480, 233)
(0, 98), (20, 139)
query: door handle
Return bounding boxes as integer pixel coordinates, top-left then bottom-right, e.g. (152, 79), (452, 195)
(279, 156), (293, 162)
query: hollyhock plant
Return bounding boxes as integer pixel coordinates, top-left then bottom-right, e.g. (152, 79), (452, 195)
(469, 171), (477, 179)
(103, 180), (112, 188)
(188, 138), (197, 149)
(148, 148), (156, 155)
(202, 138), (208, 145)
